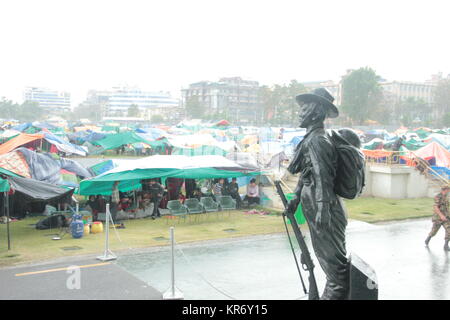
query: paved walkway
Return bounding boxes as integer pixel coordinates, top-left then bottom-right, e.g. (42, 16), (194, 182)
(1, 217), (448, 300)
(116, 218), (450, 300)
(0, 256), (162, 300)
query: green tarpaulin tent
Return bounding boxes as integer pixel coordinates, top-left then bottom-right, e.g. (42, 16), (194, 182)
(403, 138), (427, 151)
(0, 178), (10, 192)
(92, 132), (170, 152)
(414, 129), (432, 139)
(172, 145), (227, 157)
(79, 155), (261, 195)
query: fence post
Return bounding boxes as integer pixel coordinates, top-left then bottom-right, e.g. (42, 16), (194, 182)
(163, 227), (184, 300)
(97, 203), (117, 261)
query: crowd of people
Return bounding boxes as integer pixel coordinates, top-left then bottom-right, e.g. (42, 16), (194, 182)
(83, 177), (262, 221)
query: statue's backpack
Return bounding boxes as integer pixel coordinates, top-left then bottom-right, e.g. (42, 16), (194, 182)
(328, 129), (365, 199)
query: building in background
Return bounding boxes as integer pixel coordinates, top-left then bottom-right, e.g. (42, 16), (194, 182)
(302, 72), (448, 124)
(81, 86), (181, 121)
(379, 81), (435, 105)
(107, 86), (180, 121)
(301, 80), (341, 105)
(181, 77), (261, 124)
(23, 87), (71, 113)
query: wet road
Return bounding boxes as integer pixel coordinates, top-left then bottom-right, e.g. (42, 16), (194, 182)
(0, 257), (162, 300)
(117, 218), (449, 300)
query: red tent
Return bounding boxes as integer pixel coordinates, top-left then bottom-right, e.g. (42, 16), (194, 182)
(216, 120), (230, 126)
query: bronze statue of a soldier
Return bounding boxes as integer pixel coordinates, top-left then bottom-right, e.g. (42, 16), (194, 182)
(287, 88), (349, 300)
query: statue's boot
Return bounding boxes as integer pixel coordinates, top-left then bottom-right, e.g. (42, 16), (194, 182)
(425, 236), (431, 246)
(444, 240), (450, 251)
(320, 280), (349, 300)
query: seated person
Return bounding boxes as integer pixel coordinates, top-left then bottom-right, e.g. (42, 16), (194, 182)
(85, 195), (99, 221)
(244, 178), (260, 205)
(177, 192), (186, 204)
(140, 192), (152, 210)
(96, 195), (106, 214)
(192, 188), (203, 200)
(212, 178), (225, 200)
(119, 197), (132, 211)
(227, 177), (243, 208)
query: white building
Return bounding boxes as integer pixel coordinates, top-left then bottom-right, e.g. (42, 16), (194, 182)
(301, 80), (342, 105)
(23, 87), (71, 113)
(379, 81), (435, 105)
(106, 86), (179, 118)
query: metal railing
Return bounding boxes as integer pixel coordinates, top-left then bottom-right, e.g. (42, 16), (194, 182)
(363, 149), (449, 187)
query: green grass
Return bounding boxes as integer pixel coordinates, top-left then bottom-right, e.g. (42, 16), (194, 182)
(344, 197), (433, 223)
(0, 211), (286, 267)
(0, 197), (435, 267)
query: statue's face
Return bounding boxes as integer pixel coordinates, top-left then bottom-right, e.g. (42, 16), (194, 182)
(298, 101), (320, 128)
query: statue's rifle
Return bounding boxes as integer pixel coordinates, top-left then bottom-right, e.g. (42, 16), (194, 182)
(275, 180), (319, 300)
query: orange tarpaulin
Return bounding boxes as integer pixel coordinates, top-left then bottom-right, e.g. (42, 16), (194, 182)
(0, 133), (44, 155)
(362, 150), (393, 158)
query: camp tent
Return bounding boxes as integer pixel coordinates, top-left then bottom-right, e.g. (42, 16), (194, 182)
(362, 138), (384, 150)
(0, 133), (44, 155)
(79, 155), (261, 196)
(0, 129), (20, 143)
(172, 145), (227, 156)
(92, 131), (169, 153)
(226, 152), (259, 171)
(41, 131), (87, 156)
(7, 175), (74, 203)
(402, 138), (427, 151)
(414, 141), (450, 168)
(0, 177), (10, 192)
(424, 133), (450, 150)
(0, 131), (86, 156)
(0, 148), (92, 187)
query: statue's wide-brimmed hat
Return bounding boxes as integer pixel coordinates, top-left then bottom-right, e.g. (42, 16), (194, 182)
(296, 87), (339, 118)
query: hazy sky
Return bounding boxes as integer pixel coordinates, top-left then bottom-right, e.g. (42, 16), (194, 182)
(0, 0), (449, 108)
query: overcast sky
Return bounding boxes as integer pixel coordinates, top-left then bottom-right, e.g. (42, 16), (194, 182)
(0, 0), (449, 107)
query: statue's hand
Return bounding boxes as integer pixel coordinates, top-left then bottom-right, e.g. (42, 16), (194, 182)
(315, 202), (331, 229)
(287, 198), (300, 216)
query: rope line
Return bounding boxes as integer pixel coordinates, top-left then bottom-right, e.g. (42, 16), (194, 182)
(106, 214), (310, 300)
(175, 244), (237, 300)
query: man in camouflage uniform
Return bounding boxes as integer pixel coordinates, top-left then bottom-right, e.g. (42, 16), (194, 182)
(425, 185), (450, 251)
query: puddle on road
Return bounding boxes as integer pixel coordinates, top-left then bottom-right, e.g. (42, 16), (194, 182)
(117, 219), (449, 300)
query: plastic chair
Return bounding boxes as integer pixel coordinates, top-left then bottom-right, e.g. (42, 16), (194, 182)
(200, 196), (220, 220)
(217, 196), (237, 209)
(216, 195), (236, 217)
(200, 197), (219, 212)
(184, 198), (205, 222)
(166, 200), (188, 223)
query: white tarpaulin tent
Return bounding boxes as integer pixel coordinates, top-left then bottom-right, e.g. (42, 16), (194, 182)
(79, 155), (261, 195)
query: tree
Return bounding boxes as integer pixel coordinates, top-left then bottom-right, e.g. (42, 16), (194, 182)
(286, 80), (307, 125)
(185, 95), (205, 119)
(18, 101), (44, 121)
(257, 85), (274, 124)
(443, 112), (450, 127)
(73, 102), (105, 121)
(150, 114), (164, 123)
(257, 80), (307, 126)
(0, 98), (18, 120)
(433, 79), (450, 125)
(395, 97), (429, 127)
(341, 67), (383, 125)
(127, 104), (140, 117)
(0, 99), (45, 122)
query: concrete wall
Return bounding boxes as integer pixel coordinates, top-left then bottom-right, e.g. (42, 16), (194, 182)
(362, 164), (436, 199)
